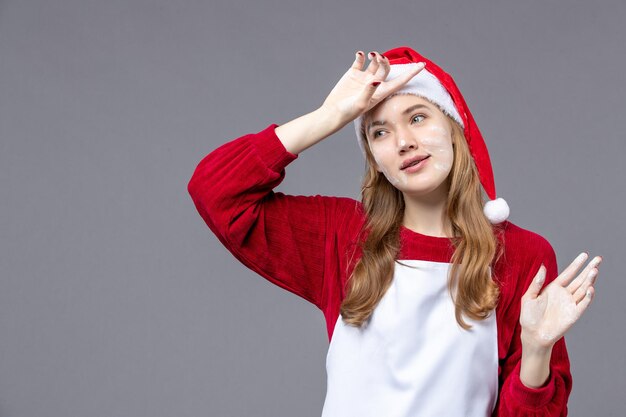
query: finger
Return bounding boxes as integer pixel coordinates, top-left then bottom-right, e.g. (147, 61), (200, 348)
(567, 255), (602, 293)
(575, 286), (595, 316)
(356, 80), (382, 110)
(351, 51), (365, 71)
(366, 51), (380, 74)
(555, 252), (589, 286)
(572, 268), (598, 302)
(524, 264), (547, 299)
(374, 53), (390, 79)
(383, 62), (426, 95)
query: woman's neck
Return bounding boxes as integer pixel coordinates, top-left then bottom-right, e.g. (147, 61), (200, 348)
(402, 186), (454, 238)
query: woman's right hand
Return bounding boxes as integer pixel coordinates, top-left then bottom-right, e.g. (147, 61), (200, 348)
(321, 50), (426, 126)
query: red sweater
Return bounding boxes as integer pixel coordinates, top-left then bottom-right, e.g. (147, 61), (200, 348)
(187, 123), (573, 416)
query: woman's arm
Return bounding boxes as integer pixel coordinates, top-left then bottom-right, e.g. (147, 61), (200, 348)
(495, 235), (602, 416)
(187, 50), (427, 308)
(274, 106), (344, 155)
(494, 238), (574, 416)
(187, 122), (356, 309)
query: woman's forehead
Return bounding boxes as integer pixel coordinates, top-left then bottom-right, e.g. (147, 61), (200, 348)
(366, 94), (437, 121)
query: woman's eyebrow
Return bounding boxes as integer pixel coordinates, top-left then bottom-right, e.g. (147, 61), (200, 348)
(367, 104), (430, 132)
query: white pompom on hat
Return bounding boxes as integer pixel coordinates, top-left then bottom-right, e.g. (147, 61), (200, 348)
(353, 46), (510, 225)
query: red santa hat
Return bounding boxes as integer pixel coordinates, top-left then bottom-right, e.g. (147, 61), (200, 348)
(353, 46), (510, 225)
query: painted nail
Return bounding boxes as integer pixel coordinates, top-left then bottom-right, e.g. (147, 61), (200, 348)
(372, 81), (381, 87)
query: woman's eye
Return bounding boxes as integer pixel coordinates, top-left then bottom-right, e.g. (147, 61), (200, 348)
(372, 115), (424, 138)
(412, 114), (425, 123)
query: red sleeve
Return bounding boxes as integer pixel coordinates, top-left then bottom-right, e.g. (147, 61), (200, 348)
(494, 237), (573, 416)
(187, 123), (351, 310)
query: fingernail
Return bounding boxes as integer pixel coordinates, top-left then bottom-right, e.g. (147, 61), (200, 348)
(586, 288), (592, 298)
(577, 252), (588, 262)
(369, 52), (375, 58)
(372, 81), (381, 87)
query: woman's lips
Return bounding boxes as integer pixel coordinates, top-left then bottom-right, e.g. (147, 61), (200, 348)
(402, 156), (430, 173)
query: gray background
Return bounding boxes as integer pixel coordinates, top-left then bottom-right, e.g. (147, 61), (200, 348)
(1, 0), (624, 416)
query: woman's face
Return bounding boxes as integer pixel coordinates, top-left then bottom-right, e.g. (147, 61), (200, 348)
(364, 94), (455, 198)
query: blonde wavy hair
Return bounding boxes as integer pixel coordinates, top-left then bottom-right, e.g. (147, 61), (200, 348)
(341, 107), (505, 330)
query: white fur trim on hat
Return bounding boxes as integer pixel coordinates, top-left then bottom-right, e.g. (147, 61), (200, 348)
(483, 197), (510, 224)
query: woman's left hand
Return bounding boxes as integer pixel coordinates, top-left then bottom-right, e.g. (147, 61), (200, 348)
(519, 252), (603, 349)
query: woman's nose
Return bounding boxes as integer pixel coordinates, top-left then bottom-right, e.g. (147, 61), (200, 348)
(397, 135), (417, 152)
(395, 124), (418, 151)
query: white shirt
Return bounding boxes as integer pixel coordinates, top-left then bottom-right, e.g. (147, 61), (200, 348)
(321, 259), (499, 417)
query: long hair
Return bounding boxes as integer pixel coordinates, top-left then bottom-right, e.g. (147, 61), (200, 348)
(341, 110), (504, 330)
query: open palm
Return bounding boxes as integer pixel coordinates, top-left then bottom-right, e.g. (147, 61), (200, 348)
(520, 253), (602, 348)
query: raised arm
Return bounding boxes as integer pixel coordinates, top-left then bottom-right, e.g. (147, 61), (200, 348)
(495, 238), (586, 416)
(187, 50), (427, 309)
(188, 121), (356, 309)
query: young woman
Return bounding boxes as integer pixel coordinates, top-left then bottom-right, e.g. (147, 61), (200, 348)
(187, 46), (602, 416)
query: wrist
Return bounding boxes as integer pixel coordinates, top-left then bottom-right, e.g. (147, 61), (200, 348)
(520, 329), (556, 352)
(275, 106), (348, 155)
(521, 344), (553, 361)
(316, 105), (351, 131)
(520, 346), (553, 388)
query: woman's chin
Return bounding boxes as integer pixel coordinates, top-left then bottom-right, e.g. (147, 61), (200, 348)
(398, 181), (449, 199)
